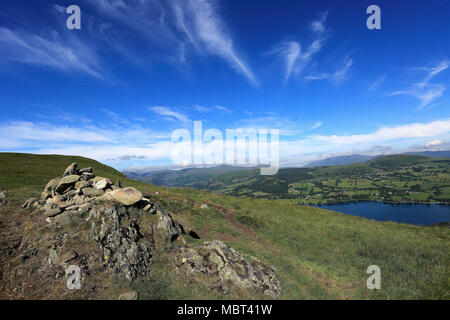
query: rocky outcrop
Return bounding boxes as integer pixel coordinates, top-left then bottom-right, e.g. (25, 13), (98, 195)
(19, 163), (281, 298)
(174, 240), (282, 298)
(89, 202), (153, 281)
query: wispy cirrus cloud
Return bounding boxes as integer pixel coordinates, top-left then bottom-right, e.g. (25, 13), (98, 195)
(389, 60), (449, 110)
(173, 0), (257, 84)
(88, 0), (256, 84)
(310, 121), (323, 130)
(149, 106), (189, 122)
(0, 26), (103, 78)
(304, 56), (353, 83)
(193, 104), (232, 112)
(368, 74), (387, 92)
(267, 12), (330, 83)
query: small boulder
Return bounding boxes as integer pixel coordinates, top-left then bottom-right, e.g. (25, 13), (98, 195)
(200, 204), (208, 209)
(119, 291), (138, 300)
(82, 188), (104, 197)
(63, 163), (78, 177)
(22, 198), (38, 209)
(0, 190), (6, 199)
(110, 187), (142, 206)
(80, 173), (95, 181)
(60, 250), (78, 263)
(94, 179), (109, 190)
(45, 207), (63, 218)
(78, 167), (92, 174)
(90, 176), (113, 185)
(75, 181), (90, 190)
(55, 175), (80, 194)
(53, 212), (73, 226)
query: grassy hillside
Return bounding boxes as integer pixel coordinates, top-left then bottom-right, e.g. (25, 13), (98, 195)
(141, 154), (450, 204)
(0, 153), (125, 190)
(0, 153), (449, 299)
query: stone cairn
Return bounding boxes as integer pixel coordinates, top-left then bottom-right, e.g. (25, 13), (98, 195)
(22, 163), (281, 298)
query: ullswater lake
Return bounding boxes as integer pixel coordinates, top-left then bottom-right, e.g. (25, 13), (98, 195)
(317, 201), (450, 226)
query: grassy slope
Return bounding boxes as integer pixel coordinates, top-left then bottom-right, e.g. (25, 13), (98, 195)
(0, 153), (449, 299)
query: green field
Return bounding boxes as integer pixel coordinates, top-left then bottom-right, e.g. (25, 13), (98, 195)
(0, 153), (449, 300)
(156, 155), (450, 205)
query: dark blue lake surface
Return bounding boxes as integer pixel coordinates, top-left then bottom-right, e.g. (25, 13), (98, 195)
(317, 202), (450, 225)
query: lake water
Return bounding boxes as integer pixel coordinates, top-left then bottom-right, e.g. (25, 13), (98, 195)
(317, 202), (450, 226)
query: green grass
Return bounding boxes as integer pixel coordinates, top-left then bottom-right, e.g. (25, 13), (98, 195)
(0, 152), (449, 300)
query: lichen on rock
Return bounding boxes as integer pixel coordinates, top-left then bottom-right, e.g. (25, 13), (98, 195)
(174, 240), (282, 298)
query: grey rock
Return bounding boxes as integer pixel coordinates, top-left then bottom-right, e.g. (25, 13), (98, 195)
(155, 208), (185, 245)
(54, 212), (73, 226)
(80, 172), (95, 181)
(175, 241), (282, 298)
(119, 291), (138, 300)
(43, 178), (60, 194)
(48, 246), (59, 265)
(73, 194), (85, 205)
(55, 175), (80, 194)
(110, 187), (142, 206)
(75, 181), (90, 190)
(90, 203), (153, 281)
(63, 163), (78, 177)
(45, 207), (63, 218)
(22, 198), (38, 209)
(82, 188), (104, 197)
(94, 179), (109, 190)
(78, 167), (93, 174)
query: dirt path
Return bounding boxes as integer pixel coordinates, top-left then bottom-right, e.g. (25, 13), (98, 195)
(205, 201), (281, 257)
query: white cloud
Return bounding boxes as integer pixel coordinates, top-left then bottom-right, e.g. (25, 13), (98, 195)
(176, 0), (257, 84)
(102, 108), (130, 125)
(150, 106), (189, 122)
(268, 41), (301, 83)
(426, 139), (443, 148)
(310, 121), (323, 130)
(305, 56), (353, 83)
(1, 118), (449, 169)
(267, 12), (330, 83)
(193, 104), (232, 112)
(309, 120), (450, 145)
(213, 105), (232, 112)
(90, 0), (256, 84)
(368, 74), (387, 91)
(0, 121), (110, 148)
(389, 60), (449, 110)
(0, 27), (103, 78)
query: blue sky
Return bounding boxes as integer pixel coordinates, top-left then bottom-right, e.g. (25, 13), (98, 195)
(0, 0), (449, 169)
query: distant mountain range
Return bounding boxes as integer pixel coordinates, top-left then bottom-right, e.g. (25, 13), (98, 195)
(304, 151), (450, 167)
(123, 165), (256, 187)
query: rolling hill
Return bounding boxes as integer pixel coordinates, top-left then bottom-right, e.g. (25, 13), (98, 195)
(0, 152), (449, 300)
